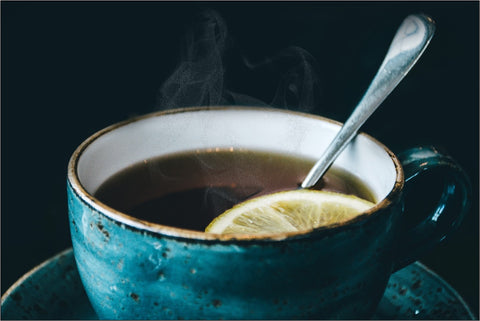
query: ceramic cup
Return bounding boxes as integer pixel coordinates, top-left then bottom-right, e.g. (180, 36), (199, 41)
(67, 107), (470, 319)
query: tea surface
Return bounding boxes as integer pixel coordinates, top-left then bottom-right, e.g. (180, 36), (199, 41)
(94, 149), (375, 231)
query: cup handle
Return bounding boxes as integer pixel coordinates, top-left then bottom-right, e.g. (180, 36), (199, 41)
(392, 146), (472, 272)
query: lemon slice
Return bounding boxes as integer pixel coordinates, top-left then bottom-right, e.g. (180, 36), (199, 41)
(205, 190), (375, 235)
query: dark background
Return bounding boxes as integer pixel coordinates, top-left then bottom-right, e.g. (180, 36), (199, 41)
(2, 1), (478, 316)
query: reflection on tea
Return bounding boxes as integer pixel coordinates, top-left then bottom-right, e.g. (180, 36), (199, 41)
(94, 149), (375, 231)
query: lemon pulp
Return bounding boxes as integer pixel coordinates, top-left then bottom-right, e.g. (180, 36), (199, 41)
(205, 190), (376, 235)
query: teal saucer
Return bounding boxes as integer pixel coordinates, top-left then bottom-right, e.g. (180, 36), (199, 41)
(1, 248), (476, 320)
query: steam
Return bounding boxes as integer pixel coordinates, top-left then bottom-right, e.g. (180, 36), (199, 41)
(156, 9), (321, 112)
(154, 10), (323, 221)
(264, 46), (321, 112)
(157, 10), (227, 108)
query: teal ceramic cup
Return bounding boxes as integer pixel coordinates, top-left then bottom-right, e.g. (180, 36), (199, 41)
(67, 107), (471, 319)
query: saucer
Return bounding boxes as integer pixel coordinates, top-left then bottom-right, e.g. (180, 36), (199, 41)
(1, 248), (476, 320)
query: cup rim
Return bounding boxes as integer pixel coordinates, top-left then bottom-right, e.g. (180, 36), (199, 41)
(67, 106), (404, 241)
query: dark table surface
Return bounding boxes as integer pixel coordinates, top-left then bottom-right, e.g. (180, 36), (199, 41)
(2, 1), (478, 317)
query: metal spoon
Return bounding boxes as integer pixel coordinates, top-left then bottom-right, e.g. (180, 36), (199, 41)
(301, 14), (436, 189)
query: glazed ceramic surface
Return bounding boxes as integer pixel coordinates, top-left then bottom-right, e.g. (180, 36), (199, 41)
(1, 248), (476, 320)
(67, 107), (470, 319)
(68, 185), (400, 319)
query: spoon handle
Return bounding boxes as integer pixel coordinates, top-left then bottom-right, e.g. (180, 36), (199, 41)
(301, 14), (436, 189)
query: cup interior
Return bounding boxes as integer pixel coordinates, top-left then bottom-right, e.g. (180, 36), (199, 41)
(72, 107), (401, 235)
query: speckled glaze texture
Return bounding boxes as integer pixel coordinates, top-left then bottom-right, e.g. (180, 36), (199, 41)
(0, 249), (94, 320)
(2, 248), (475, 320)
(68, 180), (402, 320)
(66, 108), (471, 320)
(374, 263), (477, 320)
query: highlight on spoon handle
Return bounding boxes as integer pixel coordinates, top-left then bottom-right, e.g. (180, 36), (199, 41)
(301, 14), (436, 189)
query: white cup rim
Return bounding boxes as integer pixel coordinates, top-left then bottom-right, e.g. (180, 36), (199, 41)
(67, 106), (404, 241)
